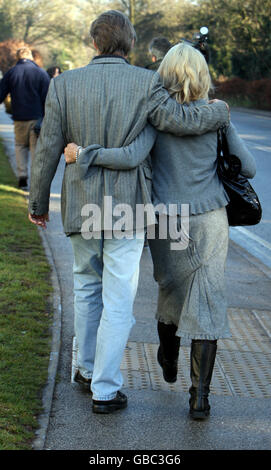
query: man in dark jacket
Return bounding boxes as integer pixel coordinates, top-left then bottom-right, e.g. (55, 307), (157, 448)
(145, 37), (172, 71)
(0, 47), (50, 188)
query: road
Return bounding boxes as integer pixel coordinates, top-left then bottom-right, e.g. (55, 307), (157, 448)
(224, 108), (271, 270)
(231, 108), (271, 238)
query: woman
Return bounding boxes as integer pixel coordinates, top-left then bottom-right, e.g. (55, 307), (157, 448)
(47, 66), (61, 79)
(64, 43), (256, 419)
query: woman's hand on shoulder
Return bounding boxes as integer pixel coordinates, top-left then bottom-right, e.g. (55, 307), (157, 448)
(209, 99), (230, 118)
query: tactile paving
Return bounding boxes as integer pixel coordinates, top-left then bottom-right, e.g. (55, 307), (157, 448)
(71, 308), (271, 398)
(217, 349), (271, 398)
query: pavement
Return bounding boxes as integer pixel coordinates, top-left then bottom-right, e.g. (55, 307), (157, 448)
(1, 105), (271, 453)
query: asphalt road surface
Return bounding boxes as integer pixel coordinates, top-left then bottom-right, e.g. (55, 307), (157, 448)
(229, 108), (271, 270)
(231, 109), (271, 240)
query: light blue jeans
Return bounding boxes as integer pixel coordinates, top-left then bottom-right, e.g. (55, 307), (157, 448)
(70, 233), (144, 400)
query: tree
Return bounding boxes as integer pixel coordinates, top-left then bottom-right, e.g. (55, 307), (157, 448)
(0, 7), (13, 41)
(1, 0), (268, 78)
(0, 0), (98, 69)
(0, 0), (76, 45)
(0, 0), (190, 69)
(181, 0), (271, 79)
(113, 0), (188, 65)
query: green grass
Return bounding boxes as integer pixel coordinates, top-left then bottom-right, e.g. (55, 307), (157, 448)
(0, 141), (53, 450)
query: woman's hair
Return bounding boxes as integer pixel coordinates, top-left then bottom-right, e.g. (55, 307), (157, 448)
(158, 42), (213, 103)
(47, 66), (61, 78)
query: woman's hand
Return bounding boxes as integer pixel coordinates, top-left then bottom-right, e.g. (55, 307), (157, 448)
(64, 143), (78, 164)
(209, 99), (230, 117)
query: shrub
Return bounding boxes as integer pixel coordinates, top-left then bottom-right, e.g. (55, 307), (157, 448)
(213, 77), (271, 110)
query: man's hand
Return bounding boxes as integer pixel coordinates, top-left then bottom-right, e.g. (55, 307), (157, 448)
(28, 213), (49, 229)
(64, 143), (78, 164)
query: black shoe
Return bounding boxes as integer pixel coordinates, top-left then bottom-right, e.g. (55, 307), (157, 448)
(92, 391), (127, 414)
(18, 177), (28, 189)
(74, 370), (92, 389)
(157, 346), (178, 383)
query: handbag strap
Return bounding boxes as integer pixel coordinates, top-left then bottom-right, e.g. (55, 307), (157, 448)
(217, 126), (229, 159)
(217, 126), (242, 176)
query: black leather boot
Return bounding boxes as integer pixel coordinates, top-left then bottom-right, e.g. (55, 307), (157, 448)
(157, 321), (180, 383)
(189, 339), (217, 419)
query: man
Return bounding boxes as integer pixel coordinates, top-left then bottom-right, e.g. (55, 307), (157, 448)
(146, 36), (172, 70)
(0, 47), (50, 188)
(28, 10), (229, 414)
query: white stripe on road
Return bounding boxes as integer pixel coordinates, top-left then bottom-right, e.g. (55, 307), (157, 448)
(230, 226), (271, 273)
(238, 133), (271, 153)
(249, 144), (271, 153)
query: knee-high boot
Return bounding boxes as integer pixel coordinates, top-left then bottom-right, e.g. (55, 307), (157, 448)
(157, 321), (180, 383)
(189, 339), (217, 419)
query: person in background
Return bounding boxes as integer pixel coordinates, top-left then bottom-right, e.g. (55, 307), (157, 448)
(47, 66), (62, 79)
(0, 47), (50, 189)
(146, 36), (172, 70)
(63, 42), (256, 420)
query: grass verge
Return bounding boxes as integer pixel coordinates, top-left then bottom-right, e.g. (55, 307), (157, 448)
(0, 140), (52, 450)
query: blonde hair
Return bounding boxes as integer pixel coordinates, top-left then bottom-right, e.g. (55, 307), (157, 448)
(16, 47), (33, 60)
(158, 42), (212, 103)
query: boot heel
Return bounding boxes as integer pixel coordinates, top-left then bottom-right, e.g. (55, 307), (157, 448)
(190, 408), (210, 420)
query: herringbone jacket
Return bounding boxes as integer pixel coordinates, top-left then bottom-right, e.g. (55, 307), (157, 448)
(29, 55), (228, 234)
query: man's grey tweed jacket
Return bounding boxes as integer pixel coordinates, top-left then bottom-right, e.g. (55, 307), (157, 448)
(29, 55), (228, 234)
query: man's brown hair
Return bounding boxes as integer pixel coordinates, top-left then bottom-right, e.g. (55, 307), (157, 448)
(90, 10), (136, 56)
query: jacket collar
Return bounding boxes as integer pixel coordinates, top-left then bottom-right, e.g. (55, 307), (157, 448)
(17, 59), (37, 66)
(90, 55), (129, 65)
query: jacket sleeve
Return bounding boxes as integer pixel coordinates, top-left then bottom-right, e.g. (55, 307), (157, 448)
(0, 72), (10, 104)
(39, 71), (51, 113)
(77, 124), (157, 178)
(147, 72), (229, 136)
(225, 122), (256, 178)
(28, 79), (65, 215)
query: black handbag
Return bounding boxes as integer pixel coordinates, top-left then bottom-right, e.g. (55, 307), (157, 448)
(217, 127), (262, 226)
